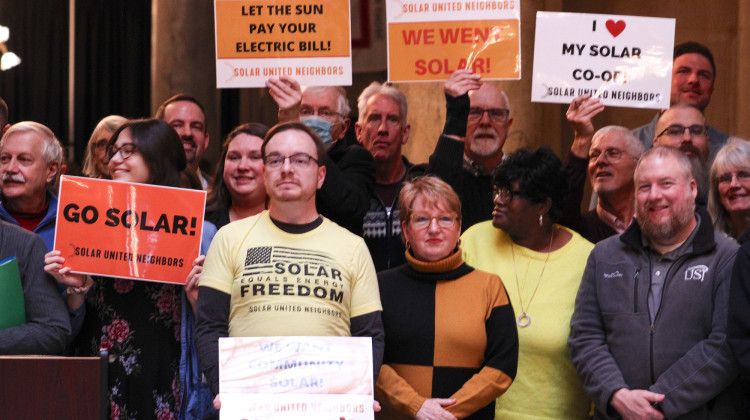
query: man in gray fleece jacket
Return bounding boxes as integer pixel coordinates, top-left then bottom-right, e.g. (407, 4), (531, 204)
(569, 146), (742, 419)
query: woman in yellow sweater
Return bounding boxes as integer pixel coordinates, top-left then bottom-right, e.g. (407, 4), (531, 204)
(462, 148), (594, 420)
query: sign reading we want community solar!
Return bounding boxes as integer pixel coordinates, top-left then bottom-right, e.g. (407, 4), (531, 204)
(219, 336), (375, 419)
(214, 0), (352, 87)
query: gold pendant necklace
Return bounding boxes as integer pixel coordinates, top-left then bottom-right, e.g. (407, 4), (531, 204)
(511, 228), (554, 328)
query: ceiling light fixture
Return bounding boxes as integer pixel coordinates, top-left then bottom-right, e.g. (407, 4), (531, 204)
(0, 24), (21, 71)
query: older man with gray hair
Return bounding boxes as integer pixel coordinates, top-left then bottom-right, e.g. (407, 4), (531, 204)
(416, 69), (513, 232)
(354, 81), (413, 271)
(561, 94), (645, 243)
(0, 121), (63, 250)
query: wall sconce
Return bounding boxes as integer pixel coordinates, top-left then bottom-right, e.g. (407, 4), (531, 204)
(0, 24), (21, 71)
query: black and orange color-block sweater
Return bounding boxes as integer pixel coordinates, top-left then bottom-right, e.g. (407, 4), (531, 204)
(375, 250), (518, 419)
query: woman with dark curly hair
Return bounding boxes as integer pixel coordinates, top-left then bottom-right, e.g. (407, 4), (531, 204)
(205, 123), (269, 229)
(461, 147), (594, 419)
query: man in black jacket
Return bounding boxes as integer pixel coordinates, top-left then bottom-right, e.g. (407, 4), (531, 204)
(420, 69), (512, 232)
(354, 82), (413, 271)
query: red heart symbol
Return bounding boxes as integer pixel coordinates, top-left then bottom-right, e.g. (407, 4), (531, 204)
(606, 20), (626, 37)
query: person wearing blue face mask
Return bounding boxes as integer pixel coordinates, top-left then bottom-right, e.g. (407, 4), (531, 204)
(300, 114), (337, 147)
(266, 77), (375, 236)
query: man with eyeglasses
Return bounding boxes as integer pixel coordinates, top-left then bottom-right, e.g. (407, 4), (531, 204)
(632, 41), (729, 158)
(417, 69), (513, 232)
(0, 121), (63, 251)
(266, 77), (375, 236)
(653, 103), (712, 206)
(562, 95), (644, 243)
(195, 122), (384, 407)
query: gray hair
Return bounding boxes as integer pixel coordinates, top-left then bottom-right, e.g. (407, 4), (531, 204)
(302, 86), (351, 116)
(357, 82), (408, 123)
(1, 121), (63, 167)
(593, 125), (645, 159)
(499, 91), (511, 115)
(709, 138), (750, 237)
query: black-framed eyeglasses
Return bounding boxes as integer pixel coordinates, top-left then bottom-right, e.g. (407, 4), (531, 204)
(263, 152), (320, 169)
(493, 186), (522, 203)
(408, 213), (458, 229)
(468, 107), (510, 123)
(106, 143), (138, 161)
(589, 148), (625, 162)
(656, 124), (707, 138)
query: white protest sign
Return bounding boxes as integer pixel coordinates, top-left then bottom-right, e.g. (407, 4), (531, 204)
(219, 336), (374, 420)
(214, 0), (352, 88)
(531, 12), (675, 109)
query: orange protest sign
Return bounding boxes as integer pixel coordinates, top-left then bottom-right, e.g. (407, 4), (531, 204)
(388, 19), (520, 82)
(214, 0), (352, 88)
(216, 0), (350, 59)
(385, 0), (520, 82)
(53, 176), (206, 284)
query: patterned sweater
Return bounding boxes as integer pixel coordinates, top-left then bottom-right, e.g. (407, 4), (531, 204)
(375, 249), (518, 419)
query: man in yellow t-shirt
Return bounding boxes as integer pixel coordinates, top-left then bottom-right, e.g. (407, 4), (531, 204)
(195, 122), (383, 399)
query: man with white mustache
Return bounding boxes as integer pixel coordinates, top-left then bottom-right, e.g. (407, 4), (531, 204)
(0, 121), (63, 250)
(419, 69), (512, 231)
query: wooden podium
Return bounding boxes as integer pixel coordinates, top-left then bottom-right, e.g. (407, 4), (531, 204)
(0, 352), (108, 419)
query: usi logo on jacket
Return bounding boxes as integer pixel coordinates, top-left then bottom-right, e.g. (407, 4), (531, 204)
(685, 265), (709, 282)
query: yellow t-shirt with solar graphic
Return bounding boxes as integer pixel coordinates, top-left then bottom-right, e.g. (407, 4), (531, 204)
(201, 210), (382, 338)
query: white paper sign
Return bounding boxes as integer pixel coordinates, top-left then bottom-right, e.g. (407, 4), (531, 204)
(219, 336), (374, 420)
(531, 12), (675, 109)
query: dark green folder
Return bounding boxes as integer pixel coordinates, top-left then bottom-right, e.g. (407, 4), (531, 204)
(0, 256), (25, 329)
